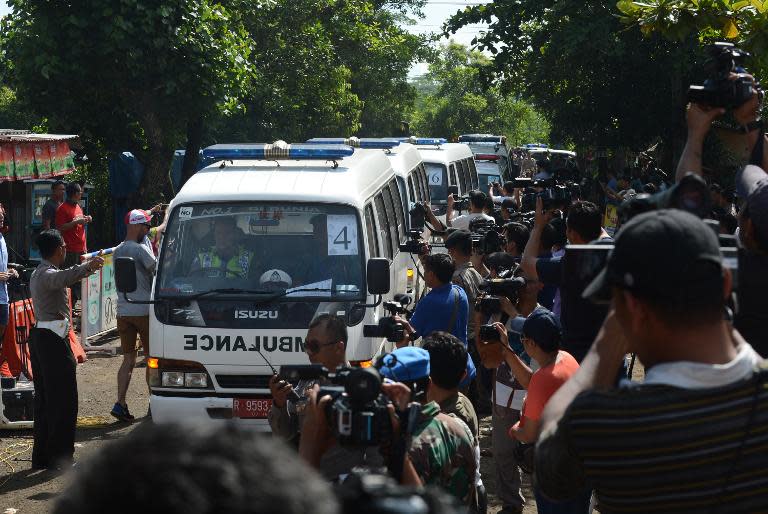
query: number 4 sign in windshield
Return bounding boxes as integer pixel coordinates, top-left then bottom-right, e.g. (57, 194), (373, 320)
(327, 215), (359, 256)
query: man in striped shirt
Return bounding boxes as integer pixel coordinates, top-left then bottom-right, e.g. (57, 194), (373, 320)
(535, 209), (766, 513)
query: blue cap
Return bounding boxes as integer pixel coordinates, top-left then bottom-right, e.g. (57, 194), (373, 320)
(378, 347), (430, 382)
(522, 309), (561, 352)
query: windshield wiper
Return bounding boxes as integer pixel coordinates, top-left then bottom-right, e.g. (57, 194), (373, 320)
(177, 288), (279, 301)
(164, 287), (340, 303)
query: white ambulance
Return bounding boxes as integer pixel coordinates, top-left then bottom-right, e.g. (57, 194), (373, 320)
(115, 142), (412, 429)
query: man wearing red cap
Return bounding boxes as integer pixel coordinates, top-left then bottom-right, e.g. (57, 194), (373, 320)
(111, 209), (156, 421)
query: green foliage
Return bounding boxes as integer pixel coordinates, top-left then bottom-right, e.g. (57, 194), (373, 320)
(1, 0), (430, 205)
(0, 86), (45, 130)
(445, 1), (699, 155)
(1, 0), (254, 201)
(411, 43), (549, 145)
(616, 0), (768, 78)
(213, 0), (429, 143)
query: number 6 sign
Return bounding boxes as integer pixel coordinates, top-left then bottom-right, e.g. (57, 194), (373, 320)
(327, 215), (359, 256)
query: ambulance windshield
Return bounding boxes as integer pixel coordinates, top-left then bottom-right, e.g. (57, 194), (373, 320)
(156, 202), (365, 302)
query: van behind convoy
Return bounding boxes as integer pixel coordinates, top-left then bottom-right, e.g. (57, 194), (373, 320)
(114, 141), (417, 429)
(409, 138), (478, 224)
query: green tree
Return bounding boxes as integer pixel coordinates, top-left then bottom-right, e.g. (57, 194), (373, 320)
(445, 1), (700, 162)
(616, 0), (768, 78)
(411, 43), (550, 145)
(1, 0), (253, 203)
(211, 0), (430, 144)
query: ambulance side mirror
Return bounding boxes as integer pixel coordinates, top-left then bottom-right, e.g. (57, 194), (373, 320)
(366, 258), (390, 295)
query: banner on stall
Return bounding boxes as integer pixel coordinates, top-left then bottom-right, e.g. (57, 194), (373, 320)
(13, 144), (35, 180)
(81, 248), (118, 340)
(33, 143), (54, 178)
(0, 145), (14, 181)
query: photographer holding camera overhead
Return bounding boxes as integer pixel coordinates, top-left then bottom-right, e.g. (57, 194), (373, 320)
(447, 190), (494, 230)
(675, 42), (768, 356)
(268, 314), (380, 480)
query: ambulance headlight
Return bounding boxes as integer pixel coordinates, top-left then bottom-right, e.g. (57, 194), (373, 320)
(184, 373), (209, 388)
(161, 371), (185, 387)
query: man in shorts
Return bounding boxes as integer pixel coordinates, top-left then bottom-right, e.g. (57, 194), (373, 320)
(111, 210), (156, 421)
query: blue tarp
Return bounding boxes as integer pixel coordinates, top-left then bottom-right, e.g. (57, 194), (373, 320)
(109, 150), (203, 241)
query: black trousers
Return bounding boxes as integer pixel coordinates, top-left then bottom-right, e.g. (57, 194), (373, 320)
(29, 327), (78, 468)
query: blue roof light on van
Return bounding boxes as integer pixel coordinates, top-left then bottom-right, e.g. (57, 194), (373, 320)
(202, 141), (355, 161)
(305, 137), (401, 150)
(458, 134), (503, 143)
(396, 137), (446, 146)
(525, 143), (549, 149)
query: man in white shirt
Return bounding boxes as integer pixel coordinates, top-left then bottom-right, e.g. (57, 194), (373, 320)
(447, 190), (494, 230)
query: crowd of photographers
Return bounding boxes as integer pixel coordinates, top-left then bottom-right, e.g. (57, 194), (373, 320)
(53, 42), (768, 514)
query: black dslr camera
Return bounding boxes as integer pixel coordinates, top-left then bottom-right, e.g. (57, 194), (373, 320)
(280, 364), (392, 447)
(688, 42), (760, 109)
(475, 295), (502, 316)
(479, 270), (526, 303)
(479, 323), (501, 342)
(364, 294), (412, 342)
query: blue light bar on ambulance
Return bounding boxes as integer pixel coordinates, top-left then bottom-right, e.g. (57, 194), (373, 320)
(458, 134), (502, 143)
(305, 137), (401, 150)
(202, 141), (355, 161)
(397, 137), (447, 146)
(525, 143), (549, 149)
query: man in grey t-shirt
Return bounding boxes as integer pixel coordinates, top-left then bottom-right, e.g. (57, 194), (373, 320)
(111, 209), (157, 421)
(42, 180), (66, 230)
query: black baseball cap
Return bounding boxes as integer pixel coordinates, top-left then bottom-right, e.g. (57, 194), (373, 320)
(582, 209), (723, 304)
(444, 229), (472, 249)
(522, 309), (561, 353)
(736, 164), (768, 243)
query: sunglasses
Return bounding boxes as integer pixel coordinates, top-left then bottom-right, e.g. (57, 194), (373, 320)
(305, 339), (337, 354)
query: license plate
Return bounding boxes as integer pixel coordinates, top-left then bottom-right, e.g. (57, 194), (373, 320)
(232, 398), (272, 419)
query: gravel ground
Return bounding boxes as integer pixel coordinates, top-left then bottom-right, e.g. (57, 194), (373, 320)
(0, 335), (150, 514)
(0, 334), (641, 513)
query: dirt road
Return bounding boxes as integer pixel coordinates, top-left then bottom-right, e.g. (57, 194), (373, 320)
(0, 335), (540, 513)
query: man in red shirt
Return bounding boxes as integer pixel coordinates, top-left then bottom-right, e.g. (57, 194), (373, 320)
(55, 182), (92, 303)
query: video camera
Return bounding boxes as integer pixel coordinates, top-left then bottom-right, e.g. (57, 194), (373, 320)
(363, 294), (412, 343)
(279, 364), (392, 447)
(479, 269), (526, 302)
(619, 172), (712, 225)
(688, 42), (761, 109)
(468, 218), (504, 255)
(336, 471), (463, 514)
(399, 230), (430, 255)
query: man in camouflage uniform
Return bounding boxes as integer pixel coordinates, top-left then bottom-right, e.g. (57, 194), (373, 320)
(378, 346), (477, 508)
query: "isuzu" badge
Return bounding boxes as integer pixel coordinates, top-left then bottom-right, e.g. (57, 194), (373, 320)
(234, 310), (278, 319)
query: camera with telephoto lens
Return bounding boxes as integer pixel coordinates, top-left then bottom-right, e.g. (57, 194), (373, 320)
(479, 323), (501, 342)
(479, 269), (526, 303)
(475, 295), (502, 316)
(399, 230), (430, 255)
(687, 42), (761, 109)
(521, 184), (572, 212)
(363, 295), (412, 342)
(618, 172), (712, 225)
(281, 364), (392, 447)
